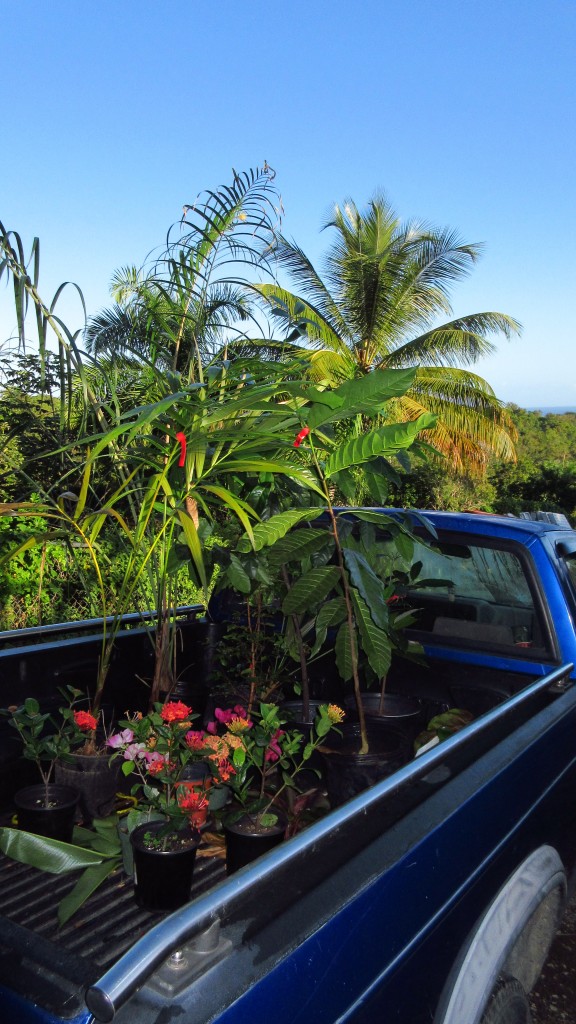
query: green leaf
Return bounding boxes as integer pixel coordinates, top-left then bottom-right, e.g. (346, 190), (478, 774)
(324, 414), (436, 478)
(343, 548), (389, 630)
(58, 858), (119, 927)
(176, 509), (208, 595)
(237, 509), (320, 553)
(282, 566), (341, 616)
(351, 590), (392, 679)
(333, 368), (417, 409)
(258, 813), (278, 828)
(310, 596), (347, 655)
(335, 621), (356, 682)
(304, 369), (417, 429)
(227, 555), (252, 594)
(0, 828), (106, 873)
(267, 528), (330, 565)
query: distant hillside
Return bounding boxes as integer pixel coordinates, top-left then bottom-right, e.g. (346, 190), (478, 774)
(528, 406), (576, 415)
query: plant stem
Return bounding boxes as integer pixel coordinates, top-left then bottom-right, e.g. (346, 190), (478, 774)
(308, 441), (369, 754)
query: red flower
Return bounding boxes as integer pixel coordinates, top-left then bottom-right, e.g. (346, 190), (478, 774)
(160, 701), (192, 723)
(178, 790), (208, 811)
(175, 432), (187, 467)
(73, 710), (98, 732)
(265, 729), (284, 763)
(293, 426), (310, 448)
(185, 730), (207, 750)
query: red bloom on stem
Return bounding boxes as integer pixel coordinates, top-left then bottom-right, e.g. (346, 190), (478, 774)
(160, 701), (192, 723)
(178, 789), (208, 812)
(175, 432), (187, 467)
(265, 729), (284, 763)
(293, 426), (310, 448)
(74, 710), (98, 732)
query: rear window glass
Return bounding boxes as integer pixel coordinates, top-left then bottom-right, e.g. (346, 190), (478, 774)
(405, 537), (547, 651)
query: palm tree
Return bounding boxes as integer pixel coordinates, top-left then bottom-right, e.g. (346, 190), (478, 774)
(257, 194), (521, 474)
(85, 165), (281, 381)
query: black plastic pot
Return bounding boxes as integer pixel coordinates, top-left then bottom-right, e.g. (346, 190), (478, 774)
(321, 720), (410, 808)
(345, 692), (424, 741)
(224, 816), (285, 875)
(55, 753), (121, 821)
(130, 820), (200, 912)
(14, 784), (79, 842)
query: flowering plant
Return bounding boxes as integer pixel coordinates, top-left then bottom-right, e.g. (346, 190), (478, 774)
(107, 701), (206, 832)
(1, 686), (105, 799)
(200, 701), (345, 829)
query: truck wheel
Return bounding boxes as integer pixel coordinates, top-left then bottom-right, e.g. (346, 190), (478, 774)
(480, 978), (533, 1024)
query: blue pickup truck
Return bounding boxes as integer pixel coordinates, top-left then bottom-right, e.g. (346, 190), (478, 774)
(1, 510), (576, 1024)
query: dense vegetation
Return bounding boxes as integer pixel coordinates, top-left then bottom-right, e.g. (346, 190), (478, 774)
(2, 166), (571, 636)
(389, 406), (576, 519)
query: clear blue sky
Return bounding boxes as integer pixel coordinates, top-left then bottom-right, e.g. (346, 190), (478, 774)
(2, 0), (575, 408)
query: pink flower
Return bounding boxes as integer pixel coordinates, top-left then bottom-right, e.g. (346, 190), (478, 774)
(144, 750), (168, 767)
(123, 742), (147, 761)
(107, 728), (135, 749)
(206, 720), (218, 734)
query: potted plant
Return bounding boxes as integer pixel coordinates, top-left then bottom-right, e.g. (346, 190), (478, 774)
(201, 701), (344, 873)
(107, 700), (208, 910)
(1, 690), (80, 841)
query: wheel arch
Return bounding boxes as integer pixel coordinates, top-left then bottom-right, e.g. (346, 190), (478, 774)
(434, 845), (566, 1024)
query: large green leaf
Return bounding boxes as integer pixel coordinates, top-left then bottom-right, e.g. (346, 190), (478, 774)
(58, 859), (118, 927)
(227, 554), (252, 594)
(343, 548), (389, 630)
(310, 596), (347, 656)
(176, 509), (207, 593)
(351, 590), (392, 679)
(324, 414), (436, 478)
(282, 566), (341, 615)
(333, 368), (417, 408)
(267, 528), (330, 565)
(217, 459), (324, 497)
(237, 509), (320, 553)
(0, 828), (106, 873)
(335, 621), (356, 682)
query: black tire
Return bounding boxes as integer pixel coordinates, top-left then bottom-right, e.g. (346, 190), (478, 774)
(480, 977), (533, 1024)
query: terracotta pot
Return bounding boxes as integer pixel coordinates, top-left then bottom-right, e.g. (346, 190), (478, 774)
(224, 816), (285, 874)
(14, 784), (79, 842)
(130, 820), (200, 911)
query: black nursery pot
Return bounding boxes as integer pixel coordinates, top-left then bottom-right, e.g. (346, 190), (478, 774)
(224, 817), (285, 875)
(130, 821), (200, 912)
(14, 784), (79, 842)
(55, 753), (121, 822)
(321, 720), (411, 808)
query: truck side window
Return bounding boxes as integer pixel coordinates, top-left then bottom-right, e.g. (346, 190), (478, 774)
(405, 538), (546, 652)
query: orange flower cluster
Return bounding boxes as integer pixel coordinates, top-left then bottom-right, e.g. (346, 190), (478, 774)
(160, 701), (192, 723)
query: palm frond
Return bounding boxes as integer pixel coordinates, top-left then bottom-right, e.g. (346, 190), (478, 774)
(381, 312), (522, 369)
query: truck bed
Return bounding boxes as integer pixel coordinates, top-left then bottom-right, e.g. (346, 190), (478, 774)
(1, 664), (573, 1024)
